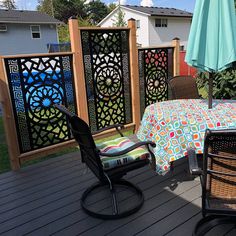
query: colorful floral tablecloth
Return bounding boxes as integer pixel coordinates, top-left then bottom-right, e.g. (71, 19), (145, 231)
(137, 99), (236, 174)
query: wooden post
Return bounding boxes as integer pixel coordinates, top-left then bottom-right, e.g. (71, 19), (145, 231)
(172, 37), (180, 76)
(68, 17), (89, 123)
(128, 18), (141, 132)
(0, 57), (20, 170)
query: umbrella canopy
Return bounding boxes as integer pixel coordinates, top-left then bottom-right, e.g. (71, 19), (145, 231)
(185, 0), (236, 108)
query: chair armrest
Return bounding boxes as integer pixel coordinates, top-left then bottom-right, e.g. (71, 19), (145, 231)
(187, 148), (202, 175)
(99, 141), (156, 157)
(92, 124), (125, 137)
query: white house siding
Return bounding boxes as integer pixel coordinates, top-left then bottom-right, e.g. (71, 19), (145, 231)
(99, 8), (150, 47)
(148, 17), (191, 49)
(0, 23), (58, 55)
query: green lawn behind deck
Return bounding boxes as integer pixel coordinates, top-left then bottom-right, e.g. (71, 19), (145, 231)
(0, 117), (11, 173)
(0, 115), (133, 173)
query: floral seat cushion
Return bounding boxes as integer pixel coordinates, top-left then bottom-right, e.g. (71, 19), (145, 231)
(97, 137), (150, 170)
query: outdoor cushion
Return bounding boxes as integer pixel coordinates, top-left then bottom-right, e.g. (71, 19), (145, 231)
(97, 137), (150, 170)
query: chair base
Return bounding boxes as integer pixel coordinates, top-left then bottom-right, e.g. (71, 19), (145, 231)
(193, 215), (236, 236)
(81, 179), (144, 219)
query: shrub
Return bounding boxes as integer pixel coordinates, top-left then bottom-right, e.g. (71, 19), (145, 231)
(196, 68), (236, 99)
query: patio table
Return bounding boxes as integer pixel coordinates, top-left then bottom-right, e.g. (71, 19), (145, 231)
(136, 99), (236, 174)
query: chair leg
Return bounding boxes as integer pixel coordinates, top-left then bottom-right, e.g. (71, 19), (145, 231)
(110, 184), (118, 215)
(80, 179), (144, 220)
(104, 173), (118, 215)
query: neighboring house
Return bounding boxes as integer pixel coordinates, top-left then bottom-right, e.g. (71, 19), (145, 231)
(98, 5), (192, 49)
(0, 9), (62, 55)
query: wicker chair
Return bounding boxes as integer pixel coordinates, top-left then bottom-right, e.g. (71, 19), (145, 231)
(188, 129), (236, 235)
(168, 75), (200, 99)
(54, 104), (156, 219)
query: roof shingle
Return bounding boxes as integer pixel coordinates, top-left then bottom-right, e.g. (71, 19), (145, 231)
(0, 9), (62, 24)
(122, 5), (192, 18)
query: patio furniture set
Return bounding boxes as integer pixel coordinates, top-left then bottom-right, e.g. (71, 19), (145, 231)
(1, 1), (236, 234)
(53, 73), (236, 235)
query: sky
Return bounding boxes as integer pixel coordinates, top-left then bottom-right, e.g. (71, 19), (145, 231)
(14, 0), (196, 13)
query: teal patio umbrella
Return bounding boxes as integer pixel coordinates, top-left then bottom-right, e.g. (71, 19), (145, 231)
(185, 0), (236, 108)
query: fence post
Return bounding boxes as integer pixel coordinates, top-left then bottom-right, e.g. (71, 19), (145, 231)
(172, 37), (180, 76)
(68, 17), (89, 123)
(0, 57), (20, 170)
(128, 18), (141, 132)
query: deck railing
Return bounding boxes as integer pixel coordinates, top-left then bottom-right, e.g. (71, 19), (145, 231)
(0, 18), (180, 170)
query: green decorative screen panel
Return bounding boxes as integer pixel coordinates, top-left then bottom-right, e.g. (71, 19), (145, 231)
(81, 29), (132, 131)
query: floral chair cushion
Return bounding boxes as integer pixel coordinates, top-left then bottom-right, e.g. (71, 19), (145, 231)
(97, 137), (150, 170)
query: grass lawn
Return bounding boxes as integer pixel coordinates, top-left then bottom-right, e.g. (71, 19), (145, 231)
(0, 117), (11, 173)
(0, 116), (79, 173)
(0, 115), (133, 173)
(22, 129), (133, 167)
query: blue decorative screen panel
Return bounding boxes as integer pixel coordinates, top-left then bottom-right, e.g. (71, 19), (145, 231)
(4, 54), (76, 153)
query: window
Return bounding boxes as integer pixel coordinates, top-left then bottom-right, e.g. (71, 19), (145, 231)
(155, 18), (168, 27)
(30, 25), (41, 39)
(0, 24), (7, 32)
(136, 20), (140, 29)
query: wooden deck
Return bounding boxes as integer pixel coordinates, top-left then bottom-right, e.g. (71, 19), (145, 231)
(0, 151), (235, 236)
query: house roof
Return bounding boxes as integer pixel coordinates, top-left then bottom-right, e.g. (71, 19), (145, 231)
(0, 9), (62, 24)
(122, 5), (192, 18)
(98, 5), (192, 26)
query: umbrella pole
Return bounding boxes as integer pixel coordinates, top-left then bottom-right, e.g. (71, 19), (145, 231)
(208, 72), (213, 109)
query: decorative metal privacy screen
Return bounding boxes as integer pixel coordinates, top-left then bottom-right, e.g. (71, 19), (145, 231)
(81, 29), (132, 131)
(4, 54), (76, 153)
(138, 47), (174, 114)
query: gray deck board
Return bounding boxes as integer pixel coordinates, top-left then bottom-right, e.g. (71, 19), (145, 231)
(0, 152), (233, 236)
(165, 212), (202, 236)
(225, 228), (236, 236)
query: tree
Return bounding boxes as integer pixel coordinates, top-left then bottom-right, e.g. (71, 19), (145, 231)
(113, 8), (126, 27)
(57, 24), (70, 42)
(37, 0), (86, 23)
(0, 0), (17, 9)
(85, 0), (109, 25)
(37, 0), (53, 17)
(57, 16), (92, 43)
(107, 3), (116, 13)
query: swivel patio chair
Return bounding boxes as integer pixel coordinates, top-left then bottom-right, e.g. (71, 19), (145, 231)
(168, 75), (200, 99)
(188, 129), (236, 235)
(54, 104), (156, 219)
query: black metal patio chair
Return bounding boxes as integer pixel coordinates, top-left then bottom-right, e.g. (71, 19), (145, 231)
(168, 75), (200, 99)
(54, 104), (156, 219)
(187, 129), (236, 235)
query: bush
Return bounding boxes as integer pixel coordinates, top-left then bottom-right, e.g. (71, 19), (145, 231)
(196, 68), (236, 99)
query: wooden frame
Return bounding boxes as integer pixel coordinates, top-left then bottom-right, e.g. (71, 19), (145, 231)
(69, 18), (89, 123)
(0, 56), (20, 170)
(172, 37), (180, 76)
(128, 19), (141, 132)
